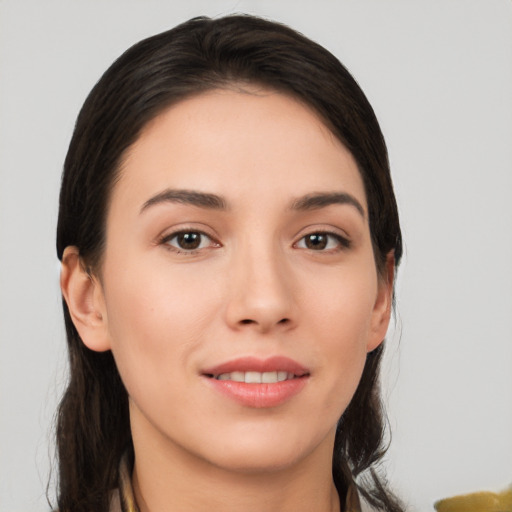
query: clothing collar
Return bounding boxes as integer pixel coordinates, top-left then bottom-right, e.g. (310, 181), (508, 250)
(117, 452), (139, 512)
(115, 452), (362, 512)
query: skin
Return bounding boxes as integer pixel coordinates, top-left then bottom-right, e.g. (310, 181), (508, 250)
(61, 88), (393, 512)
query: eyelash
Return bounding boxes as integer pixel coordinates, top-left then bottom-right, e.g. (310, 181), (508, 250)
(158, 229), (350, 255)
(294, 231), (351, 252)
(159, 229), (219, 254)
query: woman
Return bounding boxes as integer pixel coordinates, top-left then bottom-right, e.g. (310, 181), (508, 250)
(56, 14), (403, 512)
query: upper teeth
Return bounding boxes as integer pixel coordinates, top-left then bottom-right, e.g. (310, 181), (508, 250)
(216, 371), (294, 383)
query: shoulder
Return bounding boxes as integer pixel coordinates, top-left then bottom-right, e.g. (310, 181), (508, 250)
(360, 497), (381, 512)
(346, 484), (381, 512)
(109, 489), (122, 512)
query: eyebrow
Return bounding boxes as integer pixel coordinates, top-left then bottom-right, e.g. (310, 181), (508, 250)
(291, 192), (365, 218)
(140, 188), (365, 218)
(140, 189), (227, 213)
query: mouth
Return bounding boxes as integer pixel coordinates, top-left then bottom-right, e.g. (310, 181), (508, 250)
(206, 370), (305, 383)
(201, 355), (309, 382)
(201, 356), (310, 408)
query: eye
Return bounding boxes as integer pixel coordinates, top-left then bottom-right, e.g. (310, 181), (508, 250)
(295, 232), (349, 251)
(162, 230), (217, 252)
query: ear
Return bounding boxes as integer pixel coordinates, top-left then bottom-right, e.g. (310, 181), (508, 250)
(367, 251), (395, 353)
(60, 246), (112, 352)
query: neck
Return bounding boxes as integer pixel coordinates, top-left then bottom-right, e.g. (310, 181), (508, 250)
(130, 417), (341, 512)
(132, 460), (341, 512)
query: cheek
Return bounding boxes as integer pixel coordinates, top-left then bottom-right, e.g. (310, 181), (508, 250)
(101, 256), (222, 395)
(302, 260), (377, 401)
(304, 258), (378, 344)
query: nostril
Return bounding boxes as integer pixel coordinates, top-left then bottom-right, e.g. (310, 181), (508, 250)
(239, 318), (289, 326)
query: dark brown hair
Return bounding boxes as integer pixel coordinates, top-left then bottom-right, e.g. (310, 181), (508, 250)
(56, 14), (403, 512)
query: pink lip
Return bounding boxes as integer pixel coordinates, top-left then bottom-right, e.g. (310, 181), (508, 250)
(202, 356), (309, 408)
(202, 356), (308, 376)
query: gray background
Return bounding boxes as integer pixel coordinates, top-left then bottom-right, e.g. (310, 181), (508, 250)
(1, 1), (511, 510)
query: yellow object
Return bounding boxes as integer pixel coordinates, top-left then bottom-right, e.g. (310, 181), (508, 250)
(434, 485), (512, 512)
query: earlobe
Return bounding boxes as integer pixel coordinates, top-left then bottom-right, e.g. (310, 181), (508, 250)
(367, 251), (395, 353)
(60, 246), (112, 352)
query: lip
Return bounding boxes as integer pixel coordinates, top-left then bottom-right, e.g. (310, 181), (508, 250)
(202, 356), (309, 408)
(202, 356), (308, 376)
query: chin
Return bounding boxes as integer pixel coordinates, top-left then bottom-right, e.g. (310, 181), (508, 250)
(197, 425), (334, 475)
(208, 446), (307, 474)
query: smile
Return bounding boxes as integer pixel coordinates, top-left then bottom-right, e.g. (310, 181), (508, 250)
(213, 371), (298, 383)
(202, 356), (310, 408)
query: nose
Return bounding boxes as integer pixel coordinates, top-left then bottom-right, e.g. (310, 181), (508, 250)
(224, 241), (297, 334)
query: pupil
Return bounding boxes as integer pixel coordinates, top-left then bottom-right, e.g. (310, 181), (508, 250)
(306, 234), (327, 250)
(178, 232), (201, 249)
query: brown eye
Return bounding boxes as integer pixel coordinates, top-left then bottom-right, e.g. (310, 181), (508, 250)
(176, 232), (201, 249)
(296, 232), (350, 251)
(305, 234), (328, 250)
(164, 231), (213, 251)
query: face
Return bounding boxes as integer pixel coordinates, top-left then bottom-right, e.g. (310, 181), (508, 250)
(73, 88), (392, 474)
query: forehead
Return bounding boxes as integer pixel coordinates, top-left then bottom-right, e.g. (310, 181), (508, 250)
(115, 88), (366, 211)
